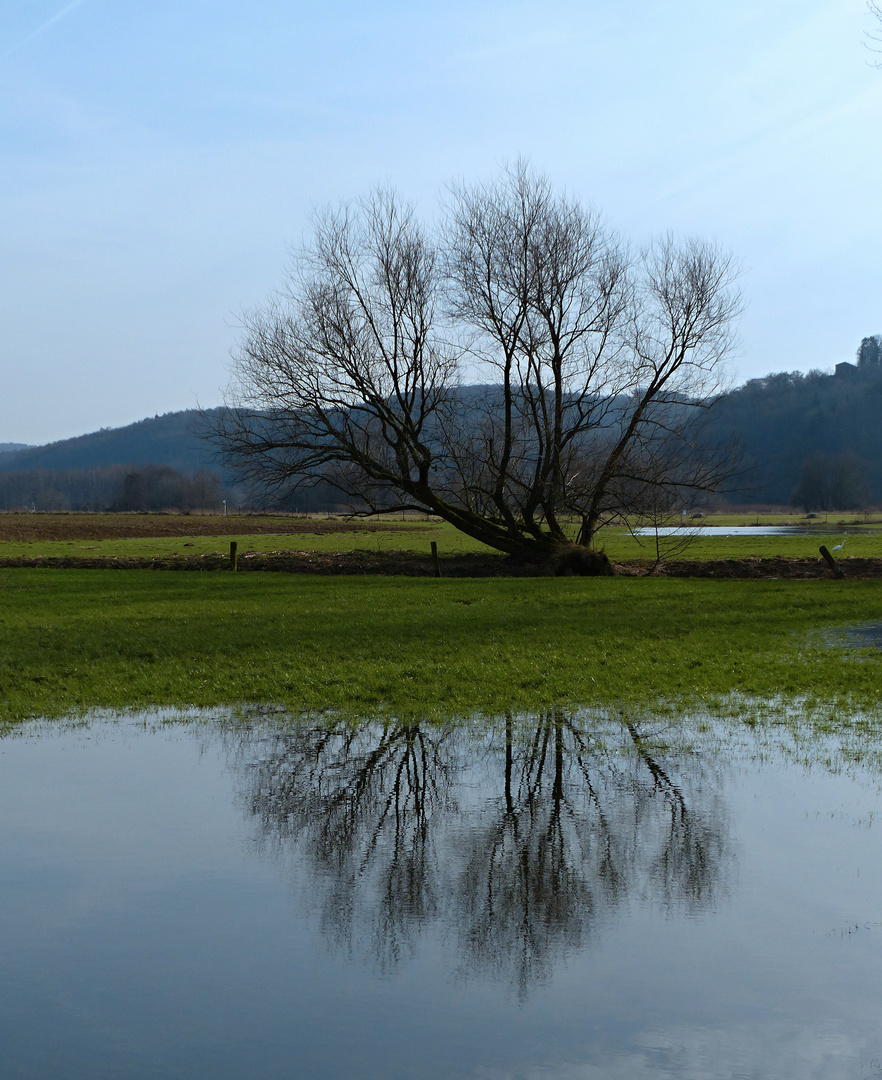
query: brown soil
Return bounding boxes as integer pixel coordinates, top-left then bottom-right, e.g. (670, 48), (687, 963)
(1, 549), (880, 579)
(619, 557), (882, 580)
(0, 550), (504, 575)
(0, 512), (425, 543)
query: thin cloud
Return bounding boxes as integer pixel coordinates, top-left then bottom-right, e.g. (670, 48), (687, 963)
(1, 0), (91, 61)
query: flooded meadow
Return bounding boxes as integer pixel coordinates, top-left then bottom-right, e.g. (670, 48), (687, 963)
(2, 709), (881, 1078)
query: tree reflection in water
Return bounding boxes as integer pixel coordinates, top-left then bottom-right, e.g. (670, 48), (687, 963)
(232, 712), (729, 996)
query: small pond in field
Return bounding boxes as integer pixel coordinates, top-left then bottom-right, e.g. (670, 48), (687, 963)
(634, 525), (798, 536)
(631, 525), (832, 537)
(2, 710), (882, 1079)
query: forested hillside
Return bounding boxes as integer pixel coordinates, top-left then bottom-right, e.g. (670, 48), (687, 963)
(0, 410), (343, 512)
(3, 339), (882, 512)
(711, 336), (882, 507)
(0, 410), (216, 473)
(0, 411), (231, 512)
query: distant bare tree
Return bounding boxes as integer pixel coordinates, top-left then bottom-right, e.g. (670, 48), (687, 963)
(790, 450), (870, 512)
(628, 495), (704, 572)
(219, 165), (741, 563)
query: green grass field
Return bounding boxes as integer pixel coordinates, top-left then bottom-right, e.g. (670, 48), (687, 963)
(2, 568), (881, 725)
(0, 519), (474, 559)
(2, 515), (881, 562)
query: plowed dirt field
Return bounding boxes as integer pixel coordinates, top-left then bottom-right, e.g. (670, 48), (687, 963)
(0, 513), (414, 542)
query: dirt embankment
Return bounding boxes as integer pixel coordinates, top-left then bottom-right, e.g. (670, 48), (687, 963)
(1, 548), (879, 579)
(623, 556), (882, 580)
(0, 549), (506, 576)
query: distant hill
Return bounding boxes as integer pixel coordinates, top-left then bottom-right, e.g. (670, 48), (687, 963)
(0, 410), (244, 513)
(0, 409), (346, 512)
(709, 360), (882, 506)
(0, 410), (221, 476)
(5, 355), (882, 512)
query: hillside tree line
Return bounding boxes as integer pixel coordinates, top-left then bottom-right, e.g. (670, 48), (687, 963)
(711, 338), (882, 509)
(0, 464), (225, 513)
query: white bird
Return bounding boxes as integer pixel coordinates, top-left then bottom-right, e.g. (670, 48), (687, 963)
(832, 537), (846, 552)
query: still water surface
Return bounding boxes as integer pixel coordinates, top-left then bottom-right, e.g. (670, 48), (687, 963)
(1, 712), (881, 1079)
(631, 525), (830, 537)
(632, 525), (801, 536)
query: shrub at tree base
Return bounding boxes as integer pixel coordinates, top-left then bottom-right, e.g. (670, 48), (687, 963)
(553, 545), (615, 576)
(503, 542), (615, 576)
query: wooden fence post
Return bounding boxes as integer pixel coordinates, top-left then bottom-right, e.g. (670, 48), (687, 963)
(430, 541), (441, 578)
(230, 541), (238, 572)
(819, 545), (843, 579)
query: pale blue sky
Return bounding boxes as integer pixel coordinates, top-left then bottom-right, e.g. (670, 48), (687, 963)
(2, 0), (880, 444)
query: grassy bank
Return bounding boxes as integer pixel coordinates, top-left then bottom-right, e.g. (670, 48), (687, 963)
(2, 568), (880, 723)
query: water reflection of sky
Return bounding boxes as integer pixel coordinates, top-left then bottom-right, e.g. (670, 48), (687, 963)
(1, 713), (881, 1079)
(631, 525), (836, 537)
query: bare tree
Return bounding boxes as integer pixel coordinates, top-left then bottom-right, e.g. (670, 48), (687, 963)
(628, 497), (705, 572)
(869, 1), (882, 59)
(444, 168), (741, 547)
(219, 165), (741, 562)
(789, 450), (870, 512)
